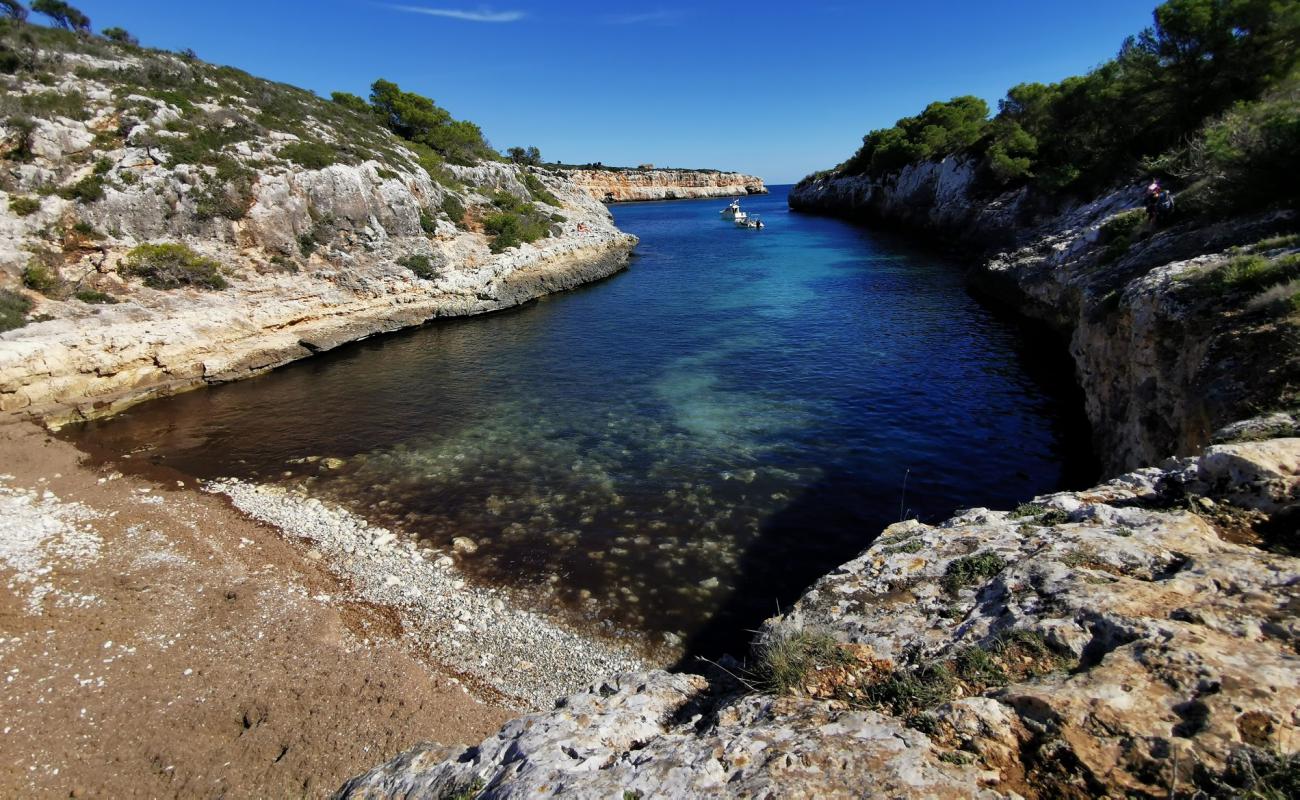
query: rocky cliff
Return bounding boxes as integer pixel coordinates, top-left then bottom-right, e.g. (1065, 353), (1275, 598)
(556, 167), (766, 202)
(338, 434), (1299, 799)
(0, 38), (635, 425)
(790, 159), (1036, 248)
(791, 159), (1299, 475)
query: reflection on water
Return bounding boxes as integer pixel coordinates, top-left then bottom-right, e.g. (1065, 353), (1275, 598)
(65, 186), (1096, 660)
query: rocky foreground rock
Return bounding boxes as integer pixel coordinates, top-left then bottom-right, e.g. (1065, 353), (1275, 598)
(336, 435), (1298, 799)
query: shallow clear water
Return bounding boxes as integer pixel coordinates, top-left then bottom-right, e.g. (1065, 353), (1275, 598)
(66, 186), (1095, 660)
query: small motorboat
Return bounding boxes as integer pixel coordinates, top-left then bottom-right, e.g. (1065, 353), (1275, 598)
(720, 199), (746, 221)
(734, 215), (764, 229)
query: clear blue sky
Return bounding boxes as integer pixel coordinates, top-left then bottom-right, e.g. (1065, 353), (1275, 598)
(68, 1), (1158, 184)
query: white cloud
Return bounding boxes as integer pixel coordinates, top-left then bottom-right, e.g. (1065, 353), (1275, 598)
(382, 4), (526, 22)
(602, 9), (683, 25)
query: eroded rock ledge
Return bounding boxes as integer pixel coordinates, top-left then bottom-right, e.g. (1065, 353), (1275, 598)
(1, 138), (635, 426)
(336, 436), (1299, 799)
(556, 167), (767, 203)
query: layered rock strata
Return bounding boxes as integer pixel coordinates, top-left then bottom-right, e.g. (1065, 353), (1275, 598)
(337, 435), (1300, 799)
(556, 167), (766, 202)
(0, 53), (636, 425)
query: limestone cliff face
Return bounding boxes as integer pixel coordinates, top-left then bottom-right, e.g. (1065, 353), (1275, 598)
(791, 159), (1299, 474)
(0, 51), (635, 425)
(556, 167), (766, 202)
(337, 436), (1300, 799)
(789, 158), (1035, 248)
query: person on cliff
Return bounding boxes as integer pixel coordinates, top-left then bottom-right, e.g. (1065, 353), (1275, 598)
(1143, 179), (1162, 222)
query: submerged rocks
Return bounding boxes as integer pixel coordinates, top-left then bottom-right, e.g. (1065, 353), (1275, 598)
(208, 479), (644, 710)
(336, 438), (1300, 799)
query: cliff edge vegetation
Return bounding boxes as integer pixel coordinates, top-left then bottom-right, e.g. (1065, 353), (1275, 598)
(807, 0), (1298, 221)
(0, 12), (637, 423)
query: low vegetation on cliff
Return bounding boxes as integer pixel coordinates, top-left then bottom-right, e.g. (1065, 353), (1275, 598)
(822, 0), (1299, 216)
(0, 2), (581, 331)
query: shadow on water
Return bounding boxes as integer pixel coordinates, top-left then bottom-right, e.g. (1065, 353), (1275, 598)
(670, 467), (894, 670)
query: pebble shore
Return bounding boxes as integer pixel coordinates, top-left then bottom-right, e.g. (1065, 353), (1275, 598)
(208, 479), (646, 710)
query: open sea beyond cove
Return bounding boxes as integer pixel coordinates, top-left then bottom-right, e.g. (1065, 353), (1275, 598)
(66, 186), (1096, 661)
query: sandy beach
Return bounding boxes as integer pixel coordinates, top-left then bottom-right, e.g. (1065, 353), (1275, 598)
(0, 421), (529, 797)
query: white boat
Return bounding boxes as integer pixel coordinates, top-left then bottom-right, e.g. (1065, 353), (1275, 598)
(720, 199), (746, 221)
(734, 215), (764, 229)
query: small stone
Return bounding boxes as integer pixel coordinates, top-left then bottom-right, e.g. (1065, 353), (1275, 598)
(452, 536), (478, 554)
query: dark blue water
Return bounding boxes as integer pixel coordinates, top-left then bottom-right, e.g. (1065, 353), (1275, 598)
(66, 186), (1094, 660)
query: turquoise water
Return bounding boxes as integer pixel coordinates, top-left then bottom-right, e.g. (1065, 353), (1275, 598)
(67, 186), (1094, 659)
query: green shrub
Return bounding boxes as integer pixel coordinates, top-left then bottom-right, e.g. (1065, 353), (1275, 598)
(121, 242), (227, 290)
(988, 629), (1070, 676)
(484, 209), (549, 253)
(751, 630), (855, 695)
(73, 289), (116, 304)
(194, 159), (255, 221)
(440, 194), (465, 227)
(405, 141), (462, 189)
(0, 288), (32, 332)
(268, 254), (298, 273)
(21, 261), (62, 295)
(279, 140), (338, 170)
(31, 0), (90, 33)
(862, 662), (955, 717)
(521, 172), (561, 207)
(1010, 502), (1071, 526)
(368, 78), (496, 164)
(506, 145), (542, 166)
(101, 27), (138, 46)
(8, 195), (40, 216)
(330, 91), (371, 115)
(839, 96), (990, 177)
(1098, 209), (1147, 263)
(9, 88), (89, 120)
(952, 646), (1008, 688)
(419, 210), (437, 234)
(1202, 252), (1300, 295)
(3, 116), (36, 162)
(57, 173), (105, 203)
(1010, 502), (1046, 519)
(397, 253), (439, 280)
(160, 113), (260, 168)
(1197, 79), (1300, 213)
(941, 552), (1007, 594)
(71, 220), (101, 238)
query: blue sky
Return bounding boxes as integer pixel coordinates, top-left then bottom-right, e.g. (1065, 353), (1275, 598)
(67, 1), (1157, 183)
